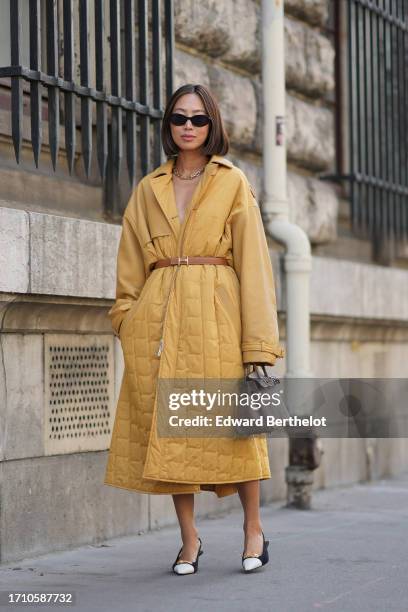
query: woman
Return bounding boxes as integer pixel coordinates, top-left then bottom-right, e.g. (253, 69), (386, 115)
(104, 83), (285, 574)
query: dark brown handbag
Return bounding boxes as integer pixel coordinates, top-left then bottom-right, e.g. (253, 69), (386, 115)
(234, 364), (287, 436)
(244, 363), (281, 388)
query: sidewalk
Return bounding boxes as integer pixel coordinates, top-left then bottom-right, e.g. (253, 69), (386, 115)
(1, 474), (408, 612)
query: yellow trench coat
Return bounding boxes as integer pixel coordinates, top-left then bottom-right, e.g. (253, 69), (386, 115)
(104, 154), (285, 498)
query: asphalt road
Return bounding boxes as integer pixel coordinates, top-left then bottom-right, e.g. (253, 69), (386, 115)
(1, 474), (408, 612)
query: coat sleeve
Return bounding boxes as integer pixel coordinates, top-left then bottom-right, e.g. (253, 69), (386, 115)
(107, 185), (148, 338)
(230, 176), (285, 366)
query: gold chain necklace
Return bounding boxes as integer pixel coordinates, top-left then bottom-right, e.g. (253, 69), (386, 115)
(172, 164), (206, 180)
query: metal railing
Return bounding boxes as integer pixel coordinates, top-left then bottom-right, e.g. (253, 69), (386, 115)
(0, 0), (174, 216)
(322, 0), (408, 257)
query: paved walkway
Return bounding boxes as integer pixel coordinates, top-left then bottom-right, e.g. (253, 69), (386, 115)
(1, 474), (408, 612)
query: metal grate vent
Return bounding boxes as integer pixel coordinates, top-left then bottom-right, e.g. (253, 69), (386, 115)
(44, 334), (115, 454)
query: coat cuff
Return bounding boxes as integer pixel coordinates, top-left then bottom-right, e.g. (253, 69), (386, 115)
(242, 342), (285, 365)
(242, 350), (277, 365)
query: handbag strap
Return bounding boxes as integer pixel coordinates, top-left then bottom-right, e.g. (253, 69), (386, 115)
(244, 363), (269, 377)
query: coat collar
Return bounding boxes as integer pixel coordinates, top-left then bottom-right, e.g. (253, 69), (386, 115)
(148, 155), (233, 239)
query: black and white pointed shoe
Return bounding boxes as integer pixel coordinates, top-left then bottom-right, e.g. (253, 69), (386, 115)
(241, 531), (269, 572)
(172, 537), (203, 575)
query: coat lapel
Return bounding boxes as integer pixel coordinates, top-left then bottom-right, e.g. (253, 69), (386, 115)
(149, 158), (175, 236)
(148, 154), (232, 241)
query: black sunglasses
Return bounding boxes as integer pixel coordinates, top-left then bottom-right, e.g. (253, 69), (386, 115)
(169, 113), (211, 127)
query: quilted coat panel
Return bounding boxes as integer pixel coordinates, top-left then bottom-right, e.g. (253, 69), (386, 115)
(104, 154), (285, 498)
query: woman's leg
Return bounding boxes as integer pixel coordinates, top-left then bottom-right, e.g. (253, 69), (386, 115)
(237, 480), (265, 555)
(172, 493), (201, 561)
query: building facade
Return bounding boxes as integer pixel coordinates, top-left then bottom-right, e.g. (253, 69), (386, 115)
(0, 0), (407, 563)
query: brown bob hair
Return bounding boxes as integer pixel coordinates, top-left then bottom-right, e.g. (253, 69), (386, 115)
(161, 84), (229, 158)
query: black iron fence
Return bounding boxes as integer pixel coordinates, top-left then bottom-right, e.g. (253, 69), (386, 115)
(323, 0), (408, 259)
(0, 0), (174, 216)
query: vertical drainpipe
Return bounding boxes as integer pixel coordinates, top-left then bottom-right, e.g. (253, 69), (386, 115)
(261, 0), (322, 509)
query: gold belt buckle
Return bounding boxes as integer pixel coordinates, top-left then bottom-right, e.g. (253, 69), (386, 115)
(177, 256), (189, 266)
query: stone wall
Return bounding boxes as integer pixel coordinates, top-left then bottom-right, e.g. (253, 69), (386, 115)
(173, 0), (338, 246)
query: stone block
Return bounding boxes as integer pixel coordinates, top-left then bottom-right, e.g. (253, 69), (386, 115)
(286, 92), (335, 170)
(175, 0), (260, 71)
(208, 64), (257, 149)
(0, 206), (29, 293)
(229, 156), (262, 201)
(0, 334), (43, 461)
(310, 256), (408, 321)
(28, 211), (119, 299)
(313, 439), (367, 489)
(285, 17), (335, 97)
(262, 437), (289, 503)
(287, 171), (338, 244)
(174, 48), (211, 90)
(0, 453), (149, 564)
(285, 0), (329, 27)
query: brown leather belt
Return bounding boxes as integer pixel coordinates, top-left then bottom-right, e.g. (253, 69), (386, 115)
(153, 256), (229, 269)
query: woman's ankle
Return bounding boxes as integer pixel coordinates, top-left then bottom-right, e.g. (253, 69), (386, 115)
(243, 520), (263, 535)
(181, 527), (199, 544)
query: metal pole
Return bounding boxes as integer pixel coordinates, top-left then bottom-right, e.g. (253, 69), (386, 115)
(261, 0), (321, 509)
